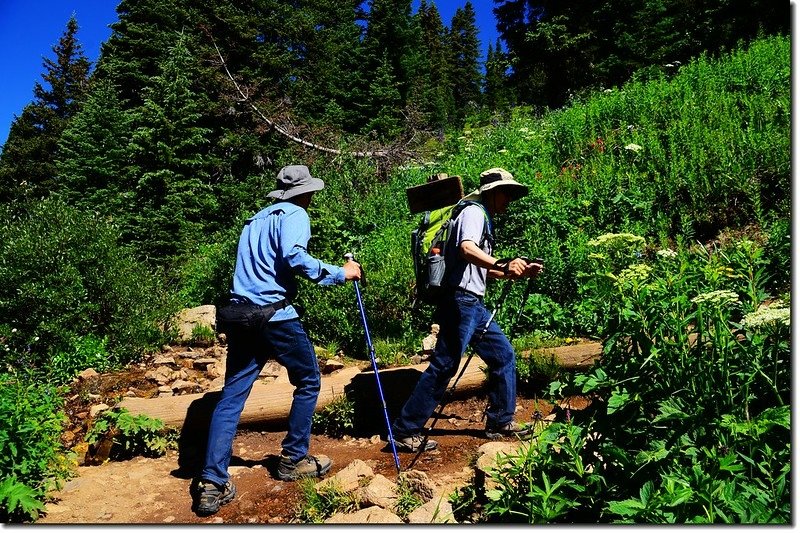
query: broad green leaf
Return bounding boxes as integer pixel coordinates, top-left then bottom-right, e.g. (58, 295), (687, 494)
(652, 398), (689, 422)
(607, 390), (630, 414)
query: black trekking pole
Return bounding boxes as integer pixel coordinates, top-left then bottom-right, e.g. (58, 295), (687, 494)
(508, 258), (544, 341)
(407, 278), (515, 469)
(345, 253), (401, 474)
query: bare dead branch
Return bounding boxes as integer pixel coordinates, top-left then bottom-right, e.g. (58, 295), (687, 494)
(211, 37), (413, 161)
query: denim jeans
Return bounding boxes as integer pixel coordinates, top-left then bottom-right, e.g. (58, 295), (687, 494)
(201, 318), (320, 486)
(392, 290), (517, 437)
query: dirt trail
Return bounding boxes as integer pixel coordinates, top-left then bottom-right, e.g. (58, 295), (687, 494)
(38, 343), (598, 524)
(41, 396), (552, 524)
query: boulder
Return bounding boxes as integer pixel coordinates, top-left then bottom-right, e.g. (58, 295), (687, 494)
(174, 305), (216, 343)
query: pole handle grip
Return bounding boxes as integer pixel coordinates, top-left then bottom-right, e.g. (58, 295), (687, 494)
(344, 252), (366, 286)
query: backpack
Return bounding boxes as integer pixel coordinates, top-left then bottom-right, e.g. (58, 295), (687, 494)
(411, 199), (491, 305)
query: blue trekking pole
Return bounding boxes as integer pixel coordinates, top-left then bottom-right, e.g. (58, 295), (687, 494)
(345, 253), (401, 474)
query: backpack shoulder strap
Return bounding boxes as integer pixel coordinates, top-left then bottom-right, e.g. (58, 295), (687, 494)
(451, 200), (493, 246)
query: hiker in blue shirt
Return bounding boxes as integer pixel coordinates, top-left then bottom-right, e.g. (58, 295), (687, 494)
(392, 168), (544, 453)
(194, 165), (361, 516)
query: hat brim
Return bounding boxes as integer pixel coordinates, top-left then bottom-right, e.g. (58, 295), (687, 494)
(267, 177), (325, 200)
(480, 181), (528, 201)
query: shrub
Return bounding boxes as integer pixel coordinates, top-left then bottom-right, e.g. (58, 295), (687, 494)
(295, 478), (359, 523)
(0, 372), (71, 522)
(503, 234), (791, 523)
(0, 199), (177, 372)
(189, 324), (215, 347)
(85, 408), (178, 460)
(312, 394), (355, 438)
(46, 334), (110, 385)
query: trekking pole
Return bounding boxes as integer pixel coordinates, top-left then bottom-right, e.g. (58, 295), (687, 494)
(508, 258), (544, 341)
(344, 253), (401, 474)
(407, 279), (515, 469)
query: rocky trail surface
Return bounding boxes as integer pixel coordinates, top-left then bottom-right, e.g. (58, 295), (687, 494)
(38, 334), (599, 524)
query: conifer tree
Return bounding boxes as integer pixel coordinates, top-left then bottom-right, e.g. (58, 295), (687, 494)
(125, 32), (218, 261)
(95, 0), (191, 107)
(286, 0), (367, 132)
(412, 0), (453, 132)
(447, 2), (482, 124)
(483, 40), (514, 113)
(360, 0), (416, 133)
(56, 79), (133, 216)
(0, 15), (90, 204)
(365, 52), (403, 140)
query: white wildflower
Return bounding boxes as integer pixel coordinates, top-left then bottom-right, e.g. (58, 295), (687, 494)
(624, 143), (643, 152)
(656, 249), (678, 259)
(617, 264), (652, 285)
(589, 233), (645, 248)
(741, 305), (790, 330)
(691, 290), (740, 307)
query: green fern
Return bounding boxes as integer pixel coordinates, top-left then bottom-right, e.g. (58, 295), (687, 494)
(0, 476), (46, 522)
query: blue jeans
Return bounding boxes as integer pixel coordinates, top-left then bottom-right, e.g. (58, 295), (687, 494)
(392, 290), (517, 436)
(201, 318), (320, 485)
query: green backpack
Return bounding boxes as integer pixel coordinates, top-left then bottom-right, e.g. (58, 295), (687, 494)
(411, 199), (490, 305)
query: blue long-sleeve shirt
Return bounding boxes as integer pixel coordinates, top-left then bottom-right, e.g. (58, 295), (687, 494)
(230, 201), (345, 321)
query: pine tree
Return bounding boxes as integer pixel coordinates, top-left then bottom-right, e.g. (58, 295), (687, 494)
(483, 40), (514, 113)
(411, 0), (453, 132)
(365, 52), (403, 140)
(448, 2), (482, 124)
(125, 32), (218, 261)
(360, 0), (416, 134)
(56, 79), (134, 216)
(94, 0), (192, 107)
(286, 0), (367, 132)
(0, 15), (90, 204)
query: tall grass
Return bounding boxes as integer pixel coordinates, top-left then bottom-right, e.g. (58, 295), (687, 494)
(323, 35), (789, 341)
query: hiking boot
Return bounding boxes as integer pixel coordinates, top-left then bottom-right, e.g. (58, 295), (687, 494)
(277, 453), (332, 481)
(194, 480), (236, 516)
(485, 421), (534, 440)
(392, 434), (438, 453)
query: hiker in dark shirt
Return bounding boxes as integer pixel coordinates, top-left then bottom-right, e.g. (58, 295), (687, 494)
(193, 165), (361, 516)
(392, 168), (543, 453)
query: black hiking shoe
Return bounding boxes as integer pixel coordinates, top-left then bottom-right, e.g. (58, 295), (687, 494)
(277, 453), (332, 481)
(392, 434), (438, 453)
(485, 421), (535, 440)
(194, 479), (236, 516)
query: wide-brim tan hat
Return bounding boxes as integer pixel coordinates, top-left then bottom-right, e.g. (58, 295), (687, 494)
(478, 168), (528, 201)
(267, 165), (325, 200)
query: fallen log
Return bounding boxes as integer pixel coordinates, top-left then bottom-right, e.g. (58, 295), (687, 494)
(118, 342), (603, 430)
(118, 358), (489, 430)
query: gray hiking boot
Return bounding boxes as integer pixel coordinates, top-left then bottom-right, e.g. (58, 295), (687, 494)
(194, 479), (236, 516)
(485, 421), (535, 440)
(277, 453), (332, 481)
(392, 434), (438, 453)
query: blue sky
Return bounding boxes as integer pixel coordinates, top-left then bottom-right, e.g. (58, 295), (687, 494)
(0, 0), (499, 146)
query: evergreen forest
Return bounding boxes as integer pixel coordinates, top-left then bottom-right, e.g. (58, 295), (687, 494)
(0, 0), (790, 523)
